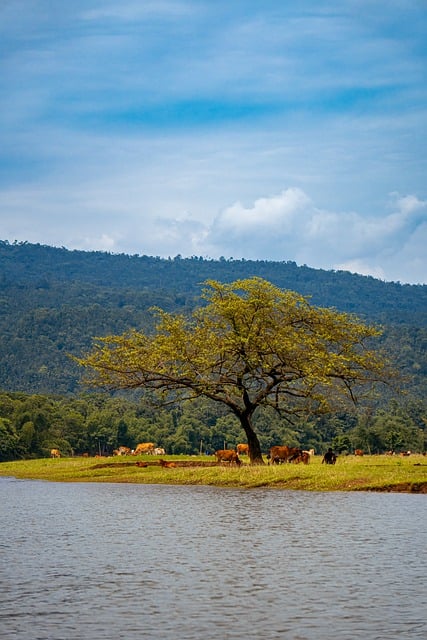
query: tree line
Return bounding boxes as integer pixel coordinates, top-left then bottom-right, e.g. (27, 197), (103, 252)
(0, 389), (425, 462)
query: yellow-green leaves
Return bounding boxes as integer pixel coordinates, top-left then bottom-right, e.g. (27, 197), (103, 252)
(77, 277), (392, 463)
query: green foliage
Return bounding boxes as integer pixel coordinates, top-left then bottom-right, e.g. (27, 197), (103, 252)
(0, 417), (21, 461)
(0, 240), (426, 398)
(78, 277), (394, 463)
(0, 240), (426, 461)
(0, 390), (425, 461)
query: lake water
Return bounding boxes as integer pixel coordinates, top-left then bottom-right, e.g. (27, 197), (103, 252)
(1, 478), (426, 640)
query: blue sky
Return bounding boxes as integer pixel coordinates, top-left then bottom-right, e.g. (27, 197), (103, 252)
(1, 0), (426, 284)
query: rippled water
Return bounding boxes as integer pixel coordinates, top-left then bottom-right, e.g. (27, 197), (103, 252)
(1, 478), (426, 639)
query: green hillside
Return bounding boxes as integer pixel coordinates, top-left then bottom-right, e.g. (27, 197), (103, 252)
(0, 240), (426, 396)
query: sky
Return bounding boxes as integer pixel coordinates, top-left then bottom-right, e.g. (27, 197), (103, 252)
(1, 0), (427, 284)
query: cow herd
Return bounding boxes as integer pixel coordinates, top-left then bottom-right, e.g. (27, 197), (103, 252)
(109, 442), (318, 467)
(51, 444), (418, 464)
(113, 444), (166, 456)
(214, 445), (316, 466)
(50, 443), (317, 464)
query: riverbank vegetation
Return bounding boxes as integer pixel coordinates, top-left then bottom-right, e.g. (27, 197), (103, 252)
(1, 454), (426, 493)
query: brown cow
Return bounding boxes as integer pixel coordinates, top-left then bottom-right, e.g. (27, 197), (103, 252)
(50, 448), (61, 458)
(354, 449), (364, 456)
(114, 446), (132, 456)
(215, 450), (242, 466)
(292, 451), (310, 464)
(268, 445), (302, 464)
(133, 442), (155, 455)
(236, 444), (249, 456)
(159, 459), (176, 468)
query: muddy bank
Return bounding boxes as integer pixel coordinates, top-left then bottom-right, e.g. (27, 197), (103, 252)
(364, 482), (427, 494)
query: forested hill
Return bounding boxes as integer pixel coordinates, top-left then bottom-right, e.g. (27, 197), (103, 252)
(0, 240), (426, 395)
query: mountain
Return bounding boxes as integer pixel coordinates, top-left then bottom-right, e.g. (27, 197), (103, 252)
(0, 240), (426, 395)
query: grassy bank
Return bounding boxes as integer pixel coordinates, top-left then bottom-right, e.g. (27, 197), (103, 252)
(1, 454), (427, 492)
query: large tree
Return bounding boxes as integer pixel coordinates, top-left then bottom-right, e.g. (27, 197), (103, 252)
(77, 278), (391, 463)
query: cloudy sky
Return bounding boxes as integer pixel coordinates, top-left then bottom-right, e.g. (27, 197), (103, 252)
(1, 1), (426, 284)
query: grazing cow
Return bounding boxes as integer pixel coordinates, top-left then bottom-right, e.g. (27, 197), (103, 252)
(133, 442), (155, 455)
(154, 447), (166, 455)
(236, 444), (249, 456)
(354, 449), (364, 456)
(322, 448), (337, 465)
(50, 448), (61, 458)
(114, 446), (132, 456)
(292, 451), (311, 464)
(215, 450), (242, 466)
(159, 459), (176, 468)
(268, 445), (302, 464)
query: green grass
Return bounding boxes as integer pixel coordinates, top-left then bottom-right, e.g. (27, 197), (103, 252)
(1, 454), (427, 492)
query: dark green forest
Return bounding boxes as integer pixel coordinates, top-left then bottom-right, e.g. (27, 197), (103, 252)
(0, 240), (426, 460)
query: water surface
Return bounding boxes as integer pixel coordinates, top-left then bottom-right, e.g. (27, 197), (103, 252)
(1, 478), (426, 639)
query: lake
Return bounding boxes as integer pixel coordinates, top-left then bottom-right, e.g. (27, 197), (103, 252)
(1, 478), (426, 639)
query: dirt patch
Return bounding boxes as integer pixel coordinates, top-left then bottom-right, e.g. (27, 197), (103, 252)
(90, 460), (219, 470)
(363, 482), (427, 494)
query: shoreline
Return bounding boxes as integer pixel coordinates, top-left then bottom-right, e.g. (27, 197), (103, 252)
(1, 455), (427, 493)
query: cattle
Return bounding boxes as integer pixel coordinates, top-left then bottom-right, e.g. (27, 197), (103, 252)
(154, 447), (166, 455)
(292, 451), (311, 464)
(133, 442), (155, 455)
(114, 446), (132, 456)
(215, 449), (242, 466)
(159, 459), (176, 468)
(354, 449), (364, 456)
(322, 448), (337, 465)
(50, 448), (61, 458)
(236, 443), (249, 456)
(268, 445), (302, 464)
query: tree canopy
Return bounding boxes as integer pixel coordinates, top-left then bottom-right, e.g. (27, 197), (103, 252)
(78, 277), (392, 463)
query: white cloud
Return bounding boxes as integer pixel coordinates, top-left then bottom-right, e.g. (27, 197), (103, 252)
(212, 188), (311, 234)
(202, 189), (427, 283)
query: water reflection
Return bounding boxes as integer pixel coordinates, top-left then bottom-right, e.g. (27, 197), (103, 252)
(1, 478), (426, 639)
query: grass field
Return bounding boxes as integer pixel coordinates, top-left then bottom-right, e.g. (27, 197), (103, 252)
(1, 454), (426, 492)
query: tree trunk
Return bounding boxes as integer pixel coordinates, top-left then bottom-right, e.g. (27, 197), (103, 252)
(240, 414), (265, 464)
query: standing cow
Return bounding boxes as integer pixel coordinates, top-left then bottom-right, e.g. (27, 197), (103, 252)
(236, 444), (249, 456)
(268, 445), (302, 464)
(133, 443), (155, 455)
(113, 446), (132, 456)
(292, 451), (311, 464)
(50, 448), (61, 458)
(215, 450), (242, 466)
